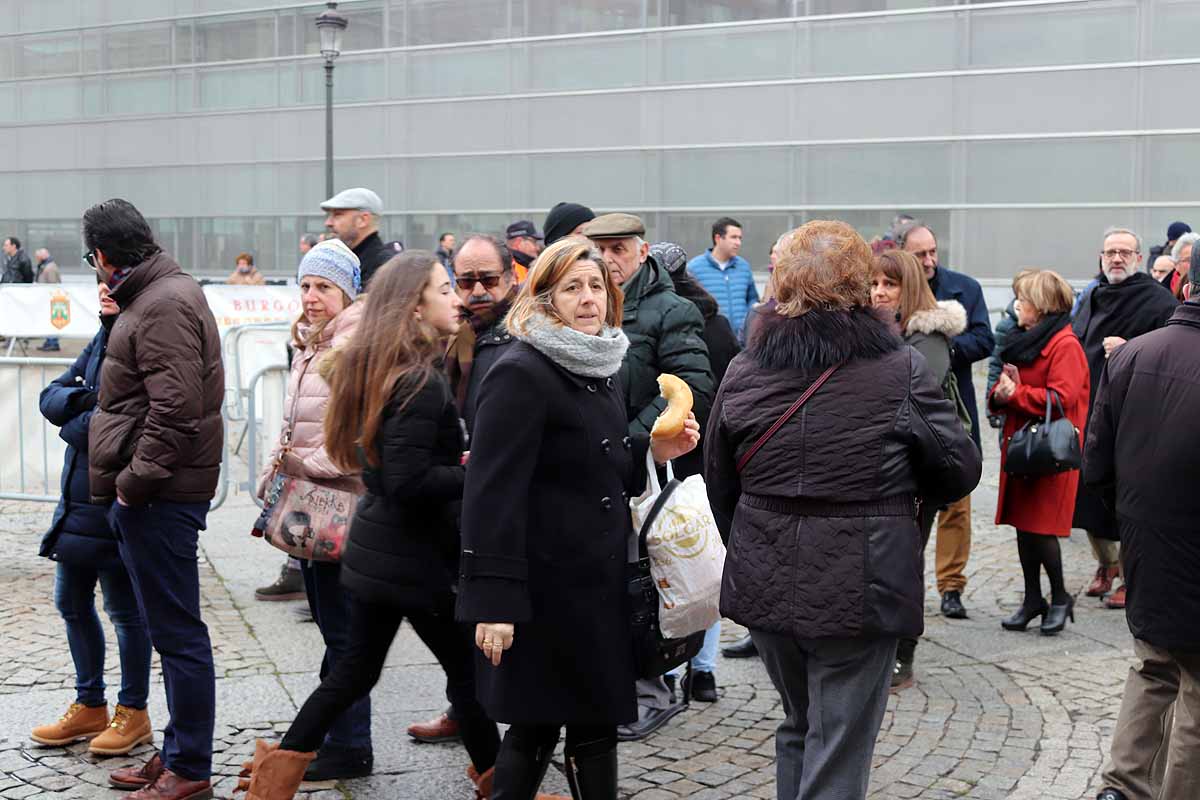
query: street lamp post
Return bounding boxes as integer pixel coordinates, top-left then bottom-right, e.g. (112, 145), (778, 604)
(316, 1), (348, 199)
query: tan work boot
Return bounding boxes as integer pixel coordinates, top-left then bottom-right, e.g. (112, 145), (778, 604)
(31, 702), (108, 746)
(90, 704), (154, 756)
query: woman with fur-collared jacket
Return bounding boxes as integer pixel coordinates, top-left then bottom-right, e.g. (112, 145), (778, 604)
(705, 221), (980, 800)
(870, 247), (972, 690)
(255, 239), (372, 782)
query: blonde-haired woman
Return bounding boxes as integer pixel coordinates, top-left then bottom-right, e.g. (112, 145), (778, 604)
(990, 269), (1089, 636)
(457, 237), (699, 799)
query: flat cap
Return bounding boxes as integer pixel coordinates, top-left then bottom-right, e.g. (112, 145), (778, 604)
(582, 213), (645, 240)
(320, 187), (383, 215)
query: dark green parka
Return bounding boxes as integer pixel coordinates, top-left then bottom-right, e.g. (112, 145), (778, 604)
(618, 255), (714, 448)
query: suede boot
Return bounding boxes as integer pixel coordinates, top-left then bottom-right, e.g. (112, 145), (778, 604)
(31, 702), (108, 746)
(90, 704), (154, 756)
(238, 748), (315, 800)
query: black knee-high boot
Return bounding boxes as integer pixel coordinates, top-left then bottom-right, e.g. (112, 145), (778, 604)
(564, 738), (617, 800)
(492, 726), (558, 800)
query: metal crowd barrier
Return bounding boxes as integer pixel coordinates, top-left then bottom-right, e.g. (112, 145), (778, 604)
(0, 354), (290, 513)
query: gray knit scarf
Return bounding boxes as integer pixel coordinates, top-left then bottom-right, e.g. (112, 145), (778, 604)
(515, 313), (629, 378)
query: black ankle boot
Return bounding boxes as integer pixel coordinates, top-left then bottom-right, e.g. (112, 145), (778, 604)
(1040, 596), (1075, 636)
(1001, 598), (1049, 631)
(565, 743), (617, 800)
(491, 739), (556, 800)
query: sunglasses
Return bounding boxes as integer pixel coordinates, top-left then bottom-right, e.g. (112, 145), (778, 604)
(454, 273), (503, 290)
(84, 250), (99, 270)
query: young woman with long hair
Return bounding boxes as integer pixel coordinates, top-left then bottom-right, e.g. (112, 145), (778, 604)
(238, 251), (502, 799)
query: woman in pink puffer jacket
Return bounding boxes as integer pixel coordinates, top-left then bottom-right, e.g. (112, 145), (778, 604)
(256, 239), (376, 781)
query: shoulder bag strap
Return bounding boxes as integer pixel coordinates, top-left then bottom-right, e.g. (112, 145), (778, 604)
(736, 363), (840, 474)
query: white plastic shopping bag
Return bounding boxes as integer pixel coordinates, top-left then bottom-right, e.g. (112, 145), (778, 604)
(629, 451), (725, 639)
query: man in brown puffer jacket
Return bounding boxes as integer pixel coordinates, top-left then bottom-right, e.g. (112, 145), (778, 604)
(84, 199), (223, 800)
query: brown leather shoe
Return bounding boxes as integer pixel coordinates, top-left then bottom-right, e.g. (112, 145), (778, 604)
(1086, 565), (1119, 597)
(110, 752), (165, 790)
(126, 769), (212, 800)
(407, 712), (460, 743)
(1105, 583), (1127, 609)
(90, 705), (153, 756)
(31, 702), (108, 746)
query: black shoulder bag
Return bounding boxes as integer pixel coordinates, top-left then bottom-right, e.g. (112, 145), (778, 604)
(1004, 390), (1081, 476)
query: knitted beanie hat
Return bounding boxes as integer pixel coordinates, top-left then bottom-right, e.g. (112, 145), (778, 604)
(297, 238), (361, 300)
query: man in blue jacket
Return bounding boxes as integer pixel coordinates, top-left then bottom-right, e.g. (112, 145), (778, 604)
(686, 217), (759, 341)
(901, 223), (994, 622)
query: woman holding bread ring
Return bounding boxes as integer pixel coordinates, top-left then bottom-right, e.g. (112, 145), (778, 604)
(457, 236), (699, 799)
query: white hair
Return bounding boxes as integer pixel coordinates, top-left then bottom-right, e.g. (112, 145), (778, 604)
(1171, 232), (1200, 262)
(1102, 226), (1143, 255)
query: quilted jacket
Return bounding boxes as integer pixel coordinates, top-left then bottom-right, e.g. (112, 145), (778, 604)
(705, 306), (981, 640)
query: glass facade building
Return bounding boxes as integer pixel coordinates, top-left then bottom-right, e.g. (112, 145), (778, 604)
(0, 0), (1196, 280)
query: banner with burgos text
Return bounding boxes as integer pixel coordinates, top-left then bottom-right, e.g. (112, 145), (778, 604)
(0, 284), (301, 338)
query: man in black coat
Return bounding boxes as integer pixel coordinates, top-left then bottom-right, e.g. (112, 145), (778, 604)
(1072, 227), (1178, 610)
(321, 188), (402, 290)
(1, 235), (33, 283)
(900, 223), (994, 620)
(1084, 248), (1200, 800)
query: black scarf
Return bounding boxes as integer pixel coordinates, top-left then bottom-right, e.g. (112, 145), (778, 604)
(1000, 311), (1070, 366)
(512, 249), (534, 269)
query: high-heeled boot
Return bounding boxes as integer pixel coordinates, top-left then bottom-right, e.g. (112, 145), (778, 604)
(1001, 597), (1049, 631)
(564, 743), (618, 800)
(1040, 596), (1075, 636)
(491, 739), (560, 800)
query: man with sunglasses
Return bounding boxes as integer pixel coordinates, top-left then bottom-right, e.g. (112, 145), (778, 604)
(406, 235), (516, 748)
(897, 222), (993, 630)
(82, 199), (223, 800)
(1072, 227), (1178, 611)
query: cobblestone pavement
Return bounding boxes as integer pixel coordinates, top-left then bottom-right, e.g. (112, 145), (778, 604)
(0, 398), (1138, 799)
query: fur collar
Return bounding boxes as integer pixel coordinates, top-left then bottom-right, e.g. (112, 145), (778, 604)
(905, 300), (967, 339)
(750, 306), (902, 372)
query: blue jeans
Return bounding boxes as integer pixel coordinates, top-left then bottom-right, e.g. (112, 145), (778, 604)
(54, 560), (152, 709)
(300, 560), (372, 752)
(670, 619), (721, 678)
(112, 500), (215, 782)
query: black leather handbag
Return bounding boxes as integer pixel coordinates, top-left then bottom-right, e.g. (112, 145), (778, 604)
(1004, 390), (1082, 477)
(626, 476), (705, 680)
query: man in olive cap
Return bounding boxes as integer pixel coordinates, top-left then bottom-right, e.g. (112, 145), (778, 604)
(583, 213), (715, 740)
(321, 188), (401, 289)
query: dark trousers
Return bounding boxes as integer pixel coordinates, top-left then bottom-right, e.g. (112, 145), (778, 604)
(111, 500), (215, 782)
(55, 560), (152, 709)
(299, 561), (372, 752)
(282, 592), (500, 772)
(898, 504), (939, 663)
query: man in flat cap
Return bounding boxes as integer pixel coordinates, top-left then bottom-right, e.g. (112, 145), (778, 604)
(583, 213), (715, 741)
(321, 188), (400, 289)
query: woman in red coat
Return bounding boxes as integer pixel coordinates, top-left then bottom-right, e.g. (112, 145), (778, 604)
(989, 270), (1089, 636)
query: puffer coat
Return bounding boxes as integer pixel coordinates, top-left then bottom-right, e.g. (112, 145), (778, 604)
(705, 307), (982, 640)
(39, 323), (121, 568)
(89, 253), (224, 506)
(257, 302), (365, 497)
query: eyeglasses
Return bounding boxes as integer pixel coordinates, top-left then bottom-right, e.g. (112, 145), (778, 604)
(454, 273), (503, 290)
(84, 250), (98, 270)
(1102, 249), (1137, 260)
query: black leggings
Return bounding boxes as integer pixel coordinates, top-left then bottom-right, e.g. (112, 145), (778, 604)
(503, 723), (616, 760)
(281, 592), (500, 772)
(1016, 529), (1068, 606)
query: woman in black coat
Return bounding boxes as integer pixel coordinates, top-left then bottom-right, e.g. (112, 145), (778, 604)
(705, 221), (981, 800)
(31, 282), (153, 754)
(457, 237), (699, 799)
(240, 252), (502, 799)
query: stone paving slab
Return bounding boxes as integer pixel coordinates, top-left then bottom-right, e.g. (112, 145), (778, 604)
(0, 375), (1141, 799)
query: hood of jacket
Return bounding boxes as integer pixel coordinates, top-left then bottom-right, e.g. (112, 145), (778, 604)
(905, 300), (967, 339)
(750, 305), (902, 372)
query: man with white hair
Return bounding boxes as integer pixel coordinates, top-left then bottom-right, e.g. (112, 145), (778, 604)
(320, 188), (400, 290)
(1072, 226), (1178, 609)
(1166, 232), (1200, 297)
(1150, 254), (1176, 283)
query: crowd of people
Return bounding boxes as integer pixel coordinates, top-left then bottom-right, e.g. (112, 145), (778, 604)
(22, 192), (1199, 800)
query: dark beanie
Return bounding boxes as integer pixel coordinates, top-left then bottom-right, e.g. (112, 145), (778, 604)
(1168, 221), (1191, 242)
(543, 202), (595, 245)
